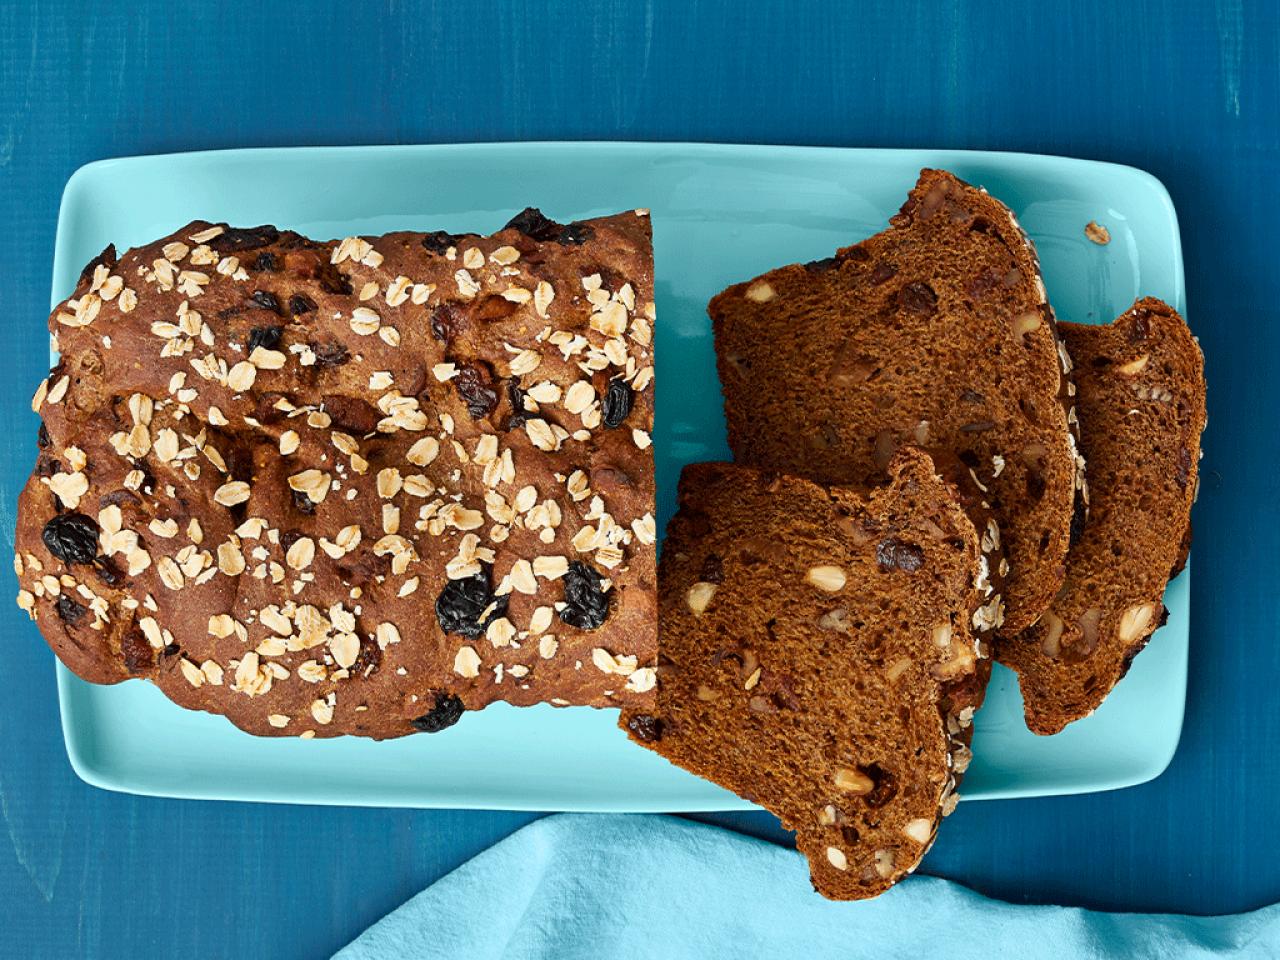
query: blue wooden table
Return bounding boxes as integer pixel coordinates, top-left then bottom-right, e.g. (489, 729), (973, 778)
(1, 2), (1275, 956)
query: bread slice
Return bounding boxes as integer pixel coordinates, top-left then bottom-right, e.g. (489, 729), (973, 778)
(709, 169), (1084, 636)
(620, 449), (985, 900)
(997, 298), (1206, 734)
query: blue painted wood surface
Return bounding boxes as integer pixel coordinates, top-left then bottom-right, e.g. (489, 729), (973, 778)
(0, 2), (1274, 956)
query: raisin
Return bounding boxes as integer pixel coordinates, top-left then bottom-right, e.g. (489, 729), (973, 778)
(410, 692), (465, 733)
(559, 561), (611, 630)
(435, 565), (508, 639)
(315, 261), (352, 295)
(120, 625), (155, 675)
(37, 422), (50, 449)
(292, 489), (315, 514)
(960, 389), (986, 404)
(430, 303), (463, 342)
(626, 714), (663, 743)
(208, 225), (279, 253)
(898, 281), (938, 316)
(217, 306), (245, 320)
(453, 363), (499, 419)
(288, 293), (317, 315)
(311, 341), (350, 368)
(248, 325), (283, 352)
(861, 764), (898, 808)
(700, 554), (724, 583)
(421, 231), (460, 254)
(505, 380), (529, 431)
(1129, 312), (1151, 342)
(602, 379), (633, 429)
(557, 221), (593, 245)
(505, 207), (561, 241)
(840, 825), (861, 846)
(55, 594), (86, 624)
(958, 420), (996, 433)
(352, 635), (382, 677)
(42, 513), (100, 565)
(250, 290), (282, 314)
(869, 262), (898, 285)
(503, 207), (593, 245)
(875, 537), (924, 573)
(253, 251), (281, 272)
(93, 556), (124, 587)
(1175, 446), (1192, 491)
(804, 256), (841, 273)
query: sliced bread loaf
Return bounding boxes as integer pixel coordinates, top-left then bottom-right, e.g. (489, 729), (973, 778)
(997, 298), (1206, 734)
(709, 169), (1083, 636)
(620, 449), (985, 900)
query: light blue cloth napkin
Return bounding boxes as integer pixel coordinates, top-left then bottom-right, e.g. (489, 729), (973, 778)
(335, 814), (1280, 960)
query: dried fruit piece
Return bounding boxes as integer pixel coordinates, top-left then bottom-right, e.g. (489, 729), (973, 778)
(602, 378), (634, 429)
(559, 560), (611, 630)
(504, 207), (592, 245)
(250, 290), (282, 314)
(247, 325), (283, 352)
(410, 693), (465, 733)
(421, 231), (461, 254)
(452, 363), (499, 419)
(55, 594), (86, 624)
(42, 513), (100, 565)
(875, 538), (924, 573)
(435, 565), (509, 639)
(626, 713), (663, 742)
(288, 293), (316, 315)
(208, 225), (279, 253)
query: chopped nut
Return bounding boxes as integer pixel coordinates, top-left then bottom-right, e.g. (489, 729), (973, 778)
(1085, 221), (1111, 245)
(1117, 355), (1150, 375)
(903, 818), (933, 844)
(805, 565), (846, 592)
(1117, 602), (1158, 644)
(834, 768), (874, 794)
(825, 847), (849, 871)
(686, 581), (717, 615)
(746, 281), (777, 303)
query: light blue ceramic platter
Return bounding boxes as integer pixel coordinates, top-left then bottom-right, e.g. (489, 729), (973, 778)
(48, 143), (1187, 810)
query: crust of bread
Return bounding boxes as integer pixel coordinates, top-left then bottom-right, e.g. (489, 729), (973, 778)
(16, 210), (657, 739)
(996, 298), (1206, 734)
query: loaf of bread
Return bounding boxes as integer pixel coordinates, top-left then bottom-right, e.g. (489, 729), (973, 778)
(621, 449), (985, 900)
(16, 208), (658, 738)
(997, 298), (1206, 734)
(709, 169), (1084, 637)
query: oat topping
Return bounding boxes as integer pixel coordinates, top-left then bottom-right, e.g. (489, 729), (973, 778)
(18, 211), (657, 737)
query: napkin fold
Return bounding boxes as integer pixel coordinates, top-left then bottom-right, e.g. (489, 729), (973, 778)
(334, 814), (1280, 960)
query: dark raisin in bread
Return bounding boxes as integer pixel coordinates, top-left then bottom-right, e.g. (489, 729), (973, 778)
(709, 169), (1084, 636)
(996, 298), (1206, 734)
(17, 209), (658, 739)
(621, 449), (985, 900)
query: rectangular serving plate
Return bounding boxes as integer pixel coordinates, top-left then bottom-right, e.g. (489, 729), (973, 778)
(50, 143), (1187, 810)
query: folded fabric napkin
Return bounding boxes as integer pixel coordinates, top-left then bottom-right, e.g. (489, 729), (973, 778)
(335, 814), (1280, 960)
